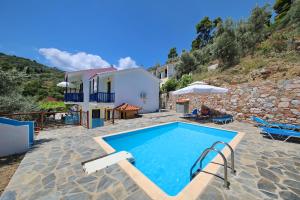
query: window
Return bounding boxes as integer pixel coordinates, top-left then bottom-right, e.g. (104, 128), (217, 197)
(96, 77), (99, 93)
(79, 83), (83, 93)
(89, 81), (91, 94)
(165, 69), (168, 78)
(92, 109), (100, 118)
(92, 79), (95, 93)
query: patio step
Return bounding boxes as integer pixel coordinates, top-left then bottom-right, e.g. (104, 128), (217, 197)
(83, 151), (134, 174)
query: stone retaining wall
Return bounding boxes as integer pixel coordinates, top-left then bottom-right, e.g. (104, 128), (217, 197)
(165, 77), (300, 123)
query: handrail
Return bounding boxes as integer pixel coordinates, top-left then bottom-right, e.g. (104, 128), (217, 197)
(64, 93), (84, 102)
(190, 147), (229, 189)
(210, 141), (236, 174)
(190, 141), (236, 189)
(89, 92), (115, 103)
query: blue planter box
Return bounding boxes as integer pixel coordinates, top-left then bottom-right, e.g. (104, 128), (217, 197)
(0, 117), (34, 146)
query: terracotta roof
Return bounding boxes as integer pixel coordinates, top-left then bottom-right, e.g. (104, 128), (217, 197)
(115, 103), (141, 111)
(176, 98), (190, 103)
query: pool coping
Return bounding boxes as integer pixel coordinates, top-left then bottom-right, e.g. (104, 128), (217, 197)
(94, 121), (245, 200)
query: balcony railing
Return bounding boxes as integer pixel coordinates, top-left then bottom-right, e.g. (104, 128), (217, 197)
(90, 92), (115, 103)
(64, 93), (84, 102)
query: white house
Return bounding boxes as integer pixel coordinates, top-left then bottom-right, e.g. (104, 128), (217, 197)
(149, 63), (176, 87)
(63, 67), (160, 128)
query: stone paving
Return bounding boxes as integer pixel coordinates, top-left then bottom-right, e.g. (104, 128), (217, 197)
(1, 112), (300, 200)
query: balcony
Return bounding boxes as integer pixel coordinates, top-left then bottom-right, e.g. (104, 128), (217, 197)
(90, 92), (115, 103)
(64, 93), (84, 102)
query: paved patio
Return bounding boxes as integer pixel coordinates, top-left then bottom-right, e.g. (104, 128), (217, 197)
(1, 112), (300, 200)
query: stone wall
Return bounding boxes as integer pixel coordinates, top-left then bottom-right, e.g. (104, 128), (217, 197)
(165, 77), (300, 123)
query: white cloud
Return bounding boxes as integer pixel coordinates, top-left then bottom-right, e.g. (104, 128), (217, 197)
(39, 48), (110, 71)
(117, 57), (139, 70)
(39, 48), (140, 71)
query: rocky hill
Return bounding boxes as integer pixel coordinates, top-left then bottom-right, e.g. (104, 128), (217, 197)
(193, 51), (300, 86)
(0, 53), (64, 113)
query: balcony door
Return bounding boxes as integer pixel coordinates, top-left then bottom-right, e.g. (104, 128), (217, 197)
(107, 81), (111, 102)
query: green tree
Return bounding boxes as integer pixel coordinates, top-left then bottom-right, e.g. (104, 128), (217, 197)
(192, 45), (212, 66)
(161, 78), (178, 93)
(0, 71), (37, 114)
(275, 0), (300, 30)
(175, 52), (196, 77)
(195, 17), (213, 49)
(273, 0), (292, 22)
(235, 5), (272, 56)
(23, 80), (42, 96)
(168, 47), (178, 59)
(192, 16), (223, 50)
(248, 5), (272, 44)
(213, 17), (224, 37)
(213, 17), (223, 27)
(178, 74), (192, 88)
(214, 19), (239, 68)
(191, 38), (201, 51)
(0, 71), (20, 95)
(236, 20), (256, 56)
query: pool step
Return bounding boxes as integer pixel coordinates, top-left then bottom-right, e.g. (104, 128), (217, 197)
(83, 151), (134, 174)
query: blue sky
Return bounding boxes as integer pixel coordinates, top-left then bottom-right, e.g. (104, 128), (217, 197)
(0, 0), (274, 71)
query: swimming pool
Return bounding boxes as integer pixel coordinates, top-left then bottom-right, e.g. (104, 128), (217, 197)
(102, 122), (238, 196)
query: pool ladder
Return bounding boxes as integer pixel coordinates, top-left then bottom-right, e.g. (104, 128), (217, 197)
(190, 141), (236, 189)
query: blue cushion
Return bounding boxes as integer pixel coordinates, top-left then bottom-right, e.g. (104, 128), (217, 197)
(261, 127), (300, 137)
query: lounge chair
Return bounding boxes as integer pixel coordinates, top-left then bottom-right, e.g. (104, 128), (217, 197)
(260, 126), (300, 142)
(181, 108), (199, 118)
(212, 115), (234, 124)
(251, 116), (300, 131)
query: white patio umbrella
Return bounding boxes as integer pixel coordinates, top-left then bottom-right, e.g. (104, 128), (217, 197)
(56, 81), (75, 88)
(172, 82), (228, 95)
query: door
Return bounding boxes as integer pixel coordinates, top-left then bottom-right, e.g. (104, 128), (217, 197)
(106, 110), (111, 120)
(107, 81), (111, 102)
(92, 109), (103, 128)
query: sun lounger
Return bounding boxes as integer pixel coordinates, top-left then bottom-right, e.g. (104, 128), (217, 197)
(212, 115), (234, 124)
(260, 126), (300, 142)
(251, 116), (300, 130)
(181, 108), (199, 118)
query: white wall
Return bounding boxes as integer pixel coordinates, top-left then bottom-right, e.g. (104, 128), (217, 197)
(0, 124), (29, 157)
(98, 75), (115, 93)
(114, 69), (159, 113)
(167, 64), (175, 78)
(82, 73), (91, 111)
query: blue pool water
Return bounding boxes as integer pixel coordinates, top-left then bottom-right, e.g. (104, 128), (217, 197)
(104, 122), (237, 196)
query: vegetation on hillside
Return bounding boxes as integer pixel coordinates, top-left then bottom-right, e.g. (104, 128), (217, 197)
(38, 101), (66, 110)
(155, 0), (300, 90)
(0, 53), (64, 114)
(161, 74), (193, 93)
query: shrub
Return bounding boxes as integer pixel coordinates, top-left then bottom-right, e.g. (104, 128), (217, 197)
(38, 101), (66, 111)
(192, 45), (213, 65)
(161, 78), (178, 93)
(178, 74), (193, 89)
(257, 32), (289, 55)
(269, 32), (288, 52)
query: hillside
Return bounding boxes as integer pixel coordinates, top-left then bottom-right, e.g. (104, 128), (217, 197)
(154, 0), (300, 92)
(193, 51), (300, 86)
(0, 53), (65, 113)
